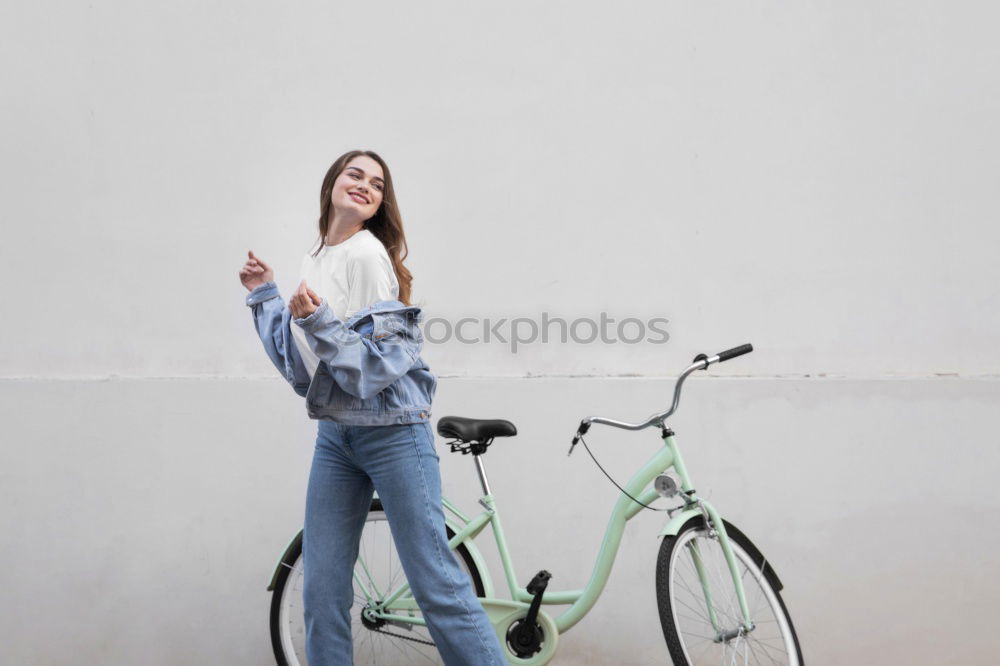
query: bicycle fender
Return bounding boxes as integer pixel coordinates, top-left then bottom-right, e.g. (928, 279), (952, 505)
(265, 519), (496, 596)
(445, 516), (495, 598)
(658, 508), (703, 538)
(267, 528), (303, 592)
(658, 514), (785, 592)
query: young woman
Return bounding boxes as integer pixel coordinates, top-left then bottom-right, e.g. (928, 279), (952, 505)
(239, 150), (506, 665)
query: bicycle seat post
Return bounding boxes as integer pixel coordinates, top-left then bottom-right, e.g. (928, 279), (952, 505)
(473, 453), (492, 497)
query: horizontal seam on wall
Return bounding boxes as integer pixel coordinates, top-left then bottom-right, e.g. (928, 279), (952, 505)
(1, 374), (999, 382)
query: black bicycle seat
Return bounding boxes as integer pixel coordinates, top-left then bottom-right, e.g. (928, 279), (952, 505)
(437, 416), (517, 442)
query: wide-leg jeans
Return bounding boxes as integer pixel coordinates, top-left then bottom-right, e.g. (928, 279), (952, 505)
(303, 419), (507, 665)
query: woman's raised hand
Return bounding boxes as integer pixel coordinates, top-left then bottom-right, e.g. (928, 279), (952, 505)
(289, 280), (323, 319)
(239, 250), (274, 291)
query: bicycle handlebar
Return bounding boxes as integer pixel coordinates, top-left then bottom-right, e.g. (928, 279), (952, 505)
(569, 343), (754, 454)
(717, 343), (753, 363)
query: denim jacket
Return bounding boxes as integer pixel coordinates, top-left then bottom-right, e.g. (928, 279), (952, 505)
(245, 281), (436, 425)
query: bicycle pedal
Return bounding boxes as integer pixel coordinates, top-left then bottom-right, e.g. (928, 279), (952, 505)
(526, 570), (552, 596)
(507, 570), (553, 658)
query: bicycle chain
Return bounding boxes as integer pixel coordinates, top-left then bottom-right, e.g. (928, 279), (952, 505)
(368, 626), (437, 646)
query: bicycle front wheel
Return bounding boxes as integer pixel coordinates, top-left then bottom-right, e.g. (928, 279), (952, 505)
(269, 498), (487, 666)
(655, 518), (803, 666)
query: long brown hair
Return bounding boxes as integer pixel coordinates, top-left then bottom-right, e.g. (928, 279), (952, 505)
(311, 150), (413, 305)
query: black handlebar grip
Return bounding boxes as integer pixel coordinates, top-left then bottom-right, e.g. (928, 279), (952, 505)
(717, 343), (753, 362)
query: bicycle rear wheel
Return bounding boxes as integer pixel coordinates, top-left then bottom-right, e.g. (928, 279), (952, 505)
(269, 498), (486, 666)
(655, 518), (803, 665)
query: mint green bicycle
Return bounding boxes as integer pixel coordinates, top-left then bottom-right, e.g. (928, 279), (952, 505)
(268, 344), (803, 665)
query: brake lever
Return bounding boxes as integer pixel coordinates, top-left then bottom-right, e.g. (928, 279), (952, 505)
(568, 420), (591, 456)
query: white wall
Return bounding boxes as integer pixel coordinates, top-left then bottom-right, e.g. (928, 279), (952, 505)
(2, 1), (998, 663)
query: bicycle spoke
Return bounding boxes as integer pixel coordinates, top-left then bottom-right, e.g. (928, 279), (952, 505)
(665, 528), (797, 666)
(745, 634), (787, 661)
(727, 631), (742, 666)
(273, 505), (489, 665)
(690, 637), (715, 665)
(675, 595), (715, 624)
(385, 632), (424, 663)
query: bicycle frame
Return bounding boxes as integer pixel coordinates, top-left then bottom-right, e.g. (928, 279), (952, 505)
(358, 428), (757, 639)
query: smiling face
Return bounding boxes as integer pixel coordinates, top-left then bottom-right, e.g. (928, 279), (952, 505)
(331, 155), (385, 221)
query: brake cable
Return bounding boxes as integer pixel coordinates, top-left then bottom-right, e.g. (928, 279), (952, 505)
(577, 433), (669, 512)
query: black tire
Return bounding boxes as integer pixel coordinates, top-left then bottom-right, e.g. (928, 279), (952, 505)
(655, 517), (803, 666)
(269, 498), (487, 666)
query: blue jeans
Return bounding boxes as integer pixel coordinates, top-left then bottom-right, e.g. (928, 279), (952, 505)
(303, 420), (507, 665)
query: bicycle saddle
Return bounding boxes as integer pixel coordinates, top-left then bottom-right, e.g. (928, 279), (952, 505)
(437, 416), (517, 442)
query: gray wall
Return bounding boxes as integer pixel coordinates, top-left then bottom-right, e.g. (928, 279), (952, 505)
(2, 1), (998, 664)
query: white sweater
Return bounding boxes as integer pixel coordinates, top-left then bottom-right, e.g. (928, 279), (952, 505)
(291, 228), (400, 379)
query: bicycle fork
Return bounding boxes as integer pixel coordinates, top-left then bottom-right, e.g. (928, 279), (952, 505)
(662, 429), (756, 642)
(687, 497), (756, 642)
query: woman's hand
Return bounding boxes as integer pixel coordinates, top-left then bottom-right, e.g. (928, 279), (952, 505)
(239, 250), (275, 291)
(289, 280), (323, 319)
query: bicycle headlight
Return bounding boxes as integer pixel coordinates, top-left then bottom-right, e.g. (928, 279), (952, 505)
(654, 474), (679, 498)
